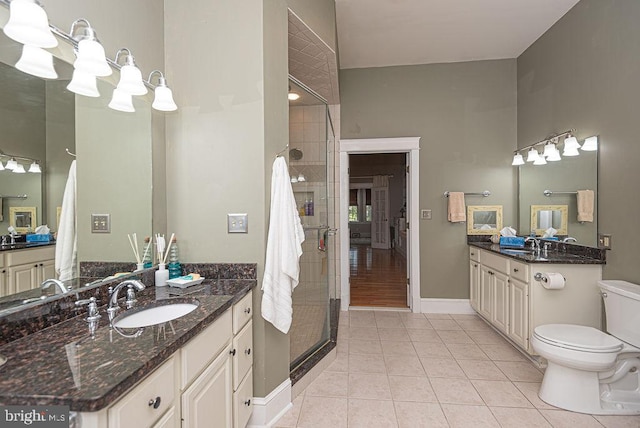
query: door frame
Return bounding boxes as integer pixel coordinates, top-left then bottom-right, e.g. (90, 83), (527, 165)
(339, 137), (421, 312)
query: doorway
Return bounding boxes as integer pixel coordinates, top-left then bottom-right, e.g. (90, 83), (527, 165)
(339, 138), (421, 312)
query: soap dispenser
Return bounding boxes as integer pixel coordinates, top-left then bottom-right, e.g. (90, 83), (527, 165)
(155, 263), (169, 287)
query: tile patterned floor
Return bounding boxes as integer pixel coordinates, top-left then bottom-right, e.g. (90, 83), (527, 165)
(275, 310), (640, 428)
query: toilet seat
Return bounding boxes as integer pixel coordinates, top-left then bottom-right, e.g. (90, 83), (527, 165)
(534, 324), (623, 353)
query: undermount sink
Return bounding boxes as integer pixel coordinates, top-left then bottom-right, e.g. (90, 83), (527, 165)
(113, 299), (200, 328)
(501, 249), (534, 254)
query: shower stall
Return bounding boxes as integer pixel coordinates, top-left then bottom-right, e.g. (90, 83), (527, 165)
(288, 77), (336, 372)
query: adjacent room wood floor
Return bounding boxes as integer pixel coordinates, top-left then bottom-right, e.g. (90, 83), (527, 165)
(349, 244), (407, 308)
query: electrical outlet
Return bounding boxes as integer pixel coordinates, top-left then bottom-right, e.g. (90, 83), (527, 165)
(421, 209), (432, 220)
(598, 233), (612, 249)
(228, 213), (248, 233)
(91, 214), (110, 233)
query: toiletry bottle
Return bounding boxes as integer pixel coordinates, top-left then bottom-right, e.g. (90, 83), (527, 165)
(305, 198), (311, 216)
(299, 204), (305, 217)
(309, 197), (314, 216)
(142, 237), (153, 268)
(168, 237), (181, 279)
(155, 263), (169, 287)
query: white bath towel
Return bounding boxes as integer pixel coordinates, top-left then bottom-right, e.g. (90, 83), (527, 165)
(55, 160), (77, 281)
(261, 157), (305, 334)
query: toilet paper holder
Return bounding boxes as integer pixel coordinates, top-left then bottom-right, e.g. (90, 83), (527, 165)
(534, 272), (547, 282)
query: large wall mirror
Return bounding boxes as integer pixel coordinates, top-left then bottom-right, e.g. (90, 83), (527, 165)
(518, 147), (598, 246)
(0, 19), (153, 311)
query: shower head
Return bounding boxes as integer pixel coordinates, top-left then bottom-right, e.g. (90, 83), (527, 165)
(289, 148), (303, 160)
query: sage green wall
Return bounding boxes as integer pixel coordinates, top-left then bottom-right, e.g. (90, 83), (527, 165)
(340, 60), (517, 299)
(517, 0), (640, 283)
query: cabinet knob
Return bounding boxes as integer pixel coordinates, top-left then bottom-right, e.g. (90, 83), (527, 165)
(471, 252), (475, 256)
(244, 399), (251, 407)
(513, 268), (519, 273)
(148, 396), (161, 409)
(473, 264), (478, 268)
(245, 348), (251, 356)
(230, 349), (237, 356)
(34, 264), (38, 268)
(244, 307), (251, 314)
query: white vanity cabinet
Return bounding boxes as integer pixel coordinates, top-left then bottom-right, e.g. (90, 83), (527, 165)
(469, 247), (602, 355)
(0, 254), (7, 298)
(4, 246), (55, 296)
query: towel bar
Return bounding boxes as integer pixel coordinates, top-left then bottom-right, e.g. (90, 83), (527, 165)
(443, 190), (490, 197)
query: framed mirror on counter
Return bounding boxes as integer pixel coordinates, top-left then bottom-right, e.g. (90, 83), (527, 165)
(530, 204), (568, 236)
(467, 205), (503, 235)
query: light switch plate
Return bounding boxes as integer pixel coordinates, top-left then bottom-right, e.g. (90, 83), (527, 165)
(598, 233), (612, 249)
(91, 214), (110, 233)
(228, 213), (248, 233)
(421, 209), (432, 220)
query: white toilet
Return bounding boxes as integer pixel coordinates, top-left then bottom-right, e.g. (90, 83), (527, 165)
(531, 280), (640, 415)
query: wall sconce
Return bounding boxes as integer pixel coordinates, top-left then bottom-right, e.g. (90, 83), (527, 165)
(147, 70), (177, 111)
(114, 48), (147, 96)
(69, 19), (111, 77)
(108, 88), (135, 113)
(15, 44), (57, 79)
(3, 0), (57, 48)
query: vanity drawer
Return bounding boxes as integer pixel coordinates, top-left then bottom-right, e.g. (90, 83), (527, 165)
(510, 260), (529, 283)
(232, 320), (253, 390)
(108, 356), (176, 428)
(233, 369), (253, 428)
(232, 290), (253, 334)
(0, 254), (4, 269)
(5, 246), (54, 266)
(181, 310), (232, 389)
(481, 251), (509, 274)
(469, 247), (481, 263)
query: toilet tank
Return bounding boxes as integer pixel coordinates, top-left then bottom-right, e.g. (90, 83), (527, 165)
(598, 280), (640, 347)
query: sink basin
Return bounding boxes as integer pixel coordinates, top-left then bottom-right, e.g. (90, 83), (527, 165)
(501, 249), (534, 254)
(113, 299), (199, 328)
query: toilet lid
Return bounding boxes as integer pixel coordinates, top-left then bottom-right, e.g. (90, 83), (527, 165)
(534, 324), (623, 353)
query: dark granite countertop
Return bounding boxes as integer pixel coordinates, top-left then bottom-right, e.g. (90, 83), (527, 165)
(0, 279), (255, 412)
(469, 241), (605, 264)
(0, 241), (55, 252)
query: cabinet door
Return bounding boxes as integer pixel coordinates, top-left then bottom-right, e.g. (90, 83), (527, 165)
(0, 268), (7, 298)
(7, 263), (38, 294)
(233, 369), (253, 428)
(478, 266), (493, 319)
(469, 261), (480, 311)
(490, 271), (509, 334)
(509, 278), (529, 350)
(232, 321), (253, 390)
(182, 345), (233, 428)
(39, 259), (56, 283)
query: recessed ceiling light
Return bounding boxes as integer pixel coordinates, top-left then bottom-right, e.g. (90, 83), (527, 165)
(288, 92), (300, 101)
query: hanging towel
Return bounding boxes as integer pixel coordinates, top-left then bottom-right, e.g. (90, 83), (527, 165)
(577, 190), (594, 223)
(447, 192), (466, 223)
(261, 157), (305, 334)
(55, 160), (77, 281)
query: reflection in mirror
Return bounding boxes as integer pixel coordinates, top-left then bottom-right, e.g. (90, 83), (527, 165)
(467, 205), (503, 235)
(531, 205), (568, 235)
(9, 207), (36, 233)
(518, 147), (597, 245)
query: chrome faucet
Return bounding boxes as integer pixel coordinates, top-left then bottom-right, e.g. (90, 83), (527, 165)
(107, 280), (146, 323)
(76, 297), (101, 335)
(525, 237), (540, 253)
(41, 279), (69, 295)
(563, 237), (577, 243)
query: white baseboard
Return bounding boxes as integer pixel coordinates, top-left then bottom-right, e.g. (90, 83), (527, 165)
(247, 378), (292, 428)
(421, 298), (474, 314)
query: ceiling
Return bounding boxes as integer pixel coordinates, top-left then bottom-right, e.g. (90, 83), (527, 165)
(335, 0), (581, 69)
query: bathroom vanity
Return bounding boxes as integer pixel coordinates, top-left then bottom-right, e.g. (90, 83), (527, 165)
(469, 242), (604, 356)
(0, 244), (55, 297)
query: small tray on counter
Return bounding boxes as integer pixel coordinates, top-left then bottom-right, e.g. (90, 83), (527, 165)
(166, 277), (205, 289)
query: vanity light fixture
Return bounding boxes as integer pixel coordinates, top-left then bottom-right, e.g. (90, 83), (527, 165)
(28, 161), (41, 173)
(3, 0), (57, 48)
(147, 70), (177, 111)
(114, 48), (147, 96)
(13, 163), (26, 173)
(5, 158), (18, 170)
(15, 44), (57, 79)
(69, 19), (112, 77)
(526, 148), (540, 163)
(108, 88), (135, 113)
(511, 153), (525, 166)
(582, 136), (598, 151)
(67, 69), (100, 97)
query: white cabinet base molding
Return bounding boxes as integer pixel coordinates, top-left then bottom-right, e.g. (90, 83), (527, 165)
(247, 378), (292, 428)
(420, 298), (474, 314)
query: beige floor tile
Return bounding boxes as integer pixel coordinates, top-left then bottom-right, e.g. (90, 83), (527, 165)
(479, 343), (528, 361)
(594, 414), (640, 428)
(400, 317), (434, 329)
(407, 328), (443, 343)
(374, 311), (402, 319)
(384, 354), (426, 376)
(420, 357), (466, 378)
(389, 375), (437, 402)
(457, 360), (509, 381)
(450, 314), (481, 321)
(349, 340), (383, 355)
(398, 312), (428, 322)
(349, 326), (380, 341)
(349, 311), (375, 327)
(539, 409), (604, 428)
(456, 319), (493, 331)
(380, 340), (417, 357)
(490, 407), (552, 427)
(472, 379), (533, 408)
(436, 330), (475, 344)
(395, 401), (448, 428)
(326, 352), (349, 373)
(495, 361), (544, 382)
(337, 340), (349, 355)
(377, 327), (411, 342)
(446, 342), (490, 360)
(430, 377), (484, 405)
(467, 329), (508, 345)
(413, 341), (453, 359)
(305, 371), (349, 397)
(274, 394), (304, 427)
(441, 404), (501, 427)
(347, 398), (397, 428)
(297, 396), (348, 428)
(424, 313), (453, 320)
(348, 353), (387, 374)
(375, 316), (405, 328)
(430, 319), (463, 330)
(513, 382), (557, 410)
(348, 373), (392, 400)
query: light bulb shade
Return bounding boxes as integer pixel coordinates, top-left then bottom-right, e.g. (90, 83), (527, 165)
(511, 153), (525, 166)
(533, 155), (547, 166)
(546, 147), (561, 161)
(563, 135), (581, 150)
(563, 146), (580, 157)
(67, 69), (100, 97)
(582, 136), (598, 151)
(117, 64), (147, 95)
(297, 174), (306, 182)
(74, 39), (112, 77)
(13, 163), (26, 173)
(152, 86), (177, 111)
(109, 88), (135, 112)
(16, 45), (57, 79)
(0, 161), (4, 171)
(526, 148), (540, 162)
(28, 162), (41, 173)
(3, 0), (58, 48)
(6, 158), (18, 170)
(542, 142), (556, 158)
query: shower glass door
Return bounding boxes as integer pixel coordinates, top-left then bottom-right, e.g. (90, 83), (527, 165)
(288, 78), (331, 370)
